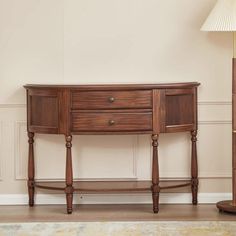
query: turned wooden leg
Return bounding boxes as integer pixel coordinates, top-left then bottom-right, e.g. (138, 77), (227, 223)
(65, 135), (74, 214)
(151, 134), (160, 213)
(191, 130), (198, 205)
(27, 132), (35, 207)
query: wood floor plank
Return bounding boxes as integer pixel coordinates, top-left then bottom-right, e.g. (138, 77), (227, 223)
(0, 204), (236, 222)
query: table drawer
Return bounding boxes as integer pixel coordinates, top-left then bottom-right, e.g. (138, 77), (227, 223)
(71, 112), (152, 132)
(71, 90), (152, 109)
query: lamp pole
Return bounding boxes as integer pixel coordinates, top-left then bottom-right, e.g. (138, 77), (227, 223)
(216, 32), (236, 212)
(232, 32), (236, 206)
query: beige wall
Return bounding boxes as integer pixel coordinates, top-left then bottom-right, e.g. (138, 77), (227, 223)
(0, 0), (233, 203)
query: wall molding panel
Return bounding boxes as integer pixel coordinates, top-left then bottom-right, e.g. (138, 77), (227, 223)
(14, 121), (27, 180)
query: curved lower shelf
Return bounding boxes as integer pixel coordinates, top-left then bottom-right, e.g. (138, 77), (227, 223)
(34, 180), (191, 193)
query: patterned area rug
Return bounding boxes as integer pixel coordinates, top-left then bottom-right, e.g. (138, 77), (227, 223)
(0, 221), (236, 236)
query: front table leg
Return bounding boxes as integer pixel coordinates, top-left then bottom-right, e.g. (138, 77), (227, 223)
(28, 132), (35, 207)
(151, 134), (160, 213)
(191, 130), (198, 205)
(65, 135), (74, 214)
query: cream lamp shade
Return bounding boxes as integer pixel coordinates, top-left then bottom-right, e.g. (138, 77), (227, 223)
(201, 0), (236, 32)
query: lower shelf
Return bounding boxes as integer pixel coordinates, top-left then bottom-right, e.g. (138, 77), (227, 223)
(34, 180), (192, 193)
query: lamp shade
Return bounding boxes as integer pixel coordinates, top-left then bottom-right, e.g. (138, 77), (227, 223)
(201, 0), (236, 31)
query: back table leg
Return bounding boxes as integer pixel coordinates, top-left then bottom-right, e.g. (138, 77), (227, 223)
(151, 134), (160, 213)
(191, 130), (198, 205)
(27, 132), (35, 207)
(65, 135), (74, 214)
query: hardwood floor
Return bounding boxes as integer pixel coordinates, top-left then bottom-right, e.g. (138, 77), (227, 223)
(0, 204), (235, 222)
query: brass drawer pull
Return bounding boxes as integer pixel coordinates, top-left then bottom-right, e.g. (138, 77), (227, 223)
(108, 120), (115, 126)
(108, 97), (115, 103)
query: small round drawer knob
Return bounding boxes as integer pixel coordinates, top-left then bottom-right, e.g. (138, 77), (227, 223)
(108, 120), (115, 126)
(108, 97), (115, 103)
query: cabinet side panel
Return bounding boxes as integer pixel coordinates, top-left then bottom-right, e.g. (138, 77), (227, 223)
(166, 94), (194, 126)
(164, 88), (195, 133)
(31, 96), (58, 127)
(28, 89), (59, 134)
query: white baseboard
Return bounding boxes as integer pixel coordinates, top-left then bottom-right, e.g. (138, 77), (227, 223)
(0, 193), (232, 205)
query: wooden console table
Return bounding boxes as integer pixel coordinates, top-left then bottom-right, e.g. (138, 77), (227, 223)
(24, 83), (200, 214)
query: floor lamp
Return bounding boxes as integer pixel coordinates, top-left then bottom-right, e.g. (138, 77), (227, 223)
(201, 0), (236, 213)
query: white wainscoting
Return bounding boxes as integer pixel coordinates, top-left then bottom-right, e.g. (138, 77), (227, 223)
(14, 121), (27, 180)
